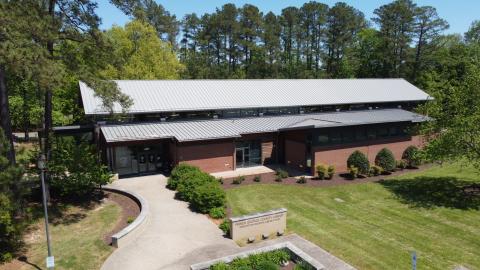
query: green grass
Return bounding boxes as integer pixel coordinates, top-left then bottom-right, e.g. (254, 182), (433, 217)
(226, 163), (480, 270)
(18, 201), (121, 270)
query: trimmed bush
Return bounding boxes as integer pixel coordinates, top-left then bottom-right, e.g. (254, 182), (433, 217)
(375, 148), (396, 172)
(396, 159), (407, 170)
(254, 175), (262, 182)
(347, 150), (370, 175)
(327, 165), (336, 179)
(232, 175), (245, 185)
(348, 166), (359, 179)
(296, 176), (307, 184)
(316, 164), (327, 180)
(402, 145), (422, 168)
(191, 181), (226, 213)
(219, 219), (230, 235)
(176, 170), (216, 201)
(369, 165), (383, 176)
(275, 169), (289, 178)
(167, 163), (201, 190)
(209, 207), (226, 219)
(275, 175), (283, 182)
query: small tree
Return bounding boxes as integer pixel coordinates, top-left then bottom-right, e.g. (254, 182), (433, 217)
(347, 150), (370, 175)
(375, 148), (396, 172)
(402, 145), (421, 168)
(48, 138), (112, 198)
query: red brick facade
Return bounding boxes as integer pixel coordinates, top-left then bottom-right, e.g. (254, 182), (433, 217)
(313, 135), (423, 174)
(176, 139), (235, 173)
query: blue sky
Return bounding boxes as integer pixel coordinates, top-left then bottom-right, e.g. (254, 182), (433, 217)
(96, 0), (479, 35)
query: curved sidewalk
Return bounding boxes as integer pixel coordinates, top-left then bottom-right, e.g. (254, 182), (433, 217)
(101, 175), (238, 270)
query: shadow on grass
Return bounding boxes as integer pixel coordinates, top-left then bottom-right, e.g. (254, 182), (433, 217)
(379, 176), (480, 210)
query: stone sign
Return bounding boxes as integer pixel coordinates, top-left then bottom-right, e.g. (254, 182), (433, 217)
(229, 208), (287, 243)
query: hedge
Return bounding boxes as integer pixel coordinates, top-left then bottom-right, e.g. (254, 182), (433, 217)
(375, 148), (396, 171)
(177, 170), (216, 201)
(347, 150), (370, 175)
(167, 163), (201, 190)
(191, 182), (226, 213)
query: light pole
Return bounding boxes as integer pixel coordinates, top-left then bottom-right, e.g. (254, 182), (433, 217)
(38, 153), (54, 269)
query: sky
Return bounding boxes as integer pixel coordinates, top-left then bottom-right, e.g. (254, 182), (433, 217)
(96, 0), (480, 35)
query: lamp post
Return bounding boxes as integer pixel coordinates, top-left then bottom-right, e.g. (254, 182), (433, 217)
(38, 153), (54, 269)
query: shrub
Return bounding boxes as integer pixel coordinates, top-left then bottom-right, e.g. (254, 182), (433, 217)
(375, 148), (396, 172)
(402, 145), (422, 168)
(209, 207), (226, 219)
(296, 176), (307, 184)
(257, 261), (279, 270)
(348, 166), (358, 179)
(275, 169), (288, 178)
(254, 175), (262, 182)
(126, 216), (135, 224)
(347, 150), (370, 175)
(396, 159), (407, 170)
(218, 177), (224, 185)
(232, 175), (245, 185)
(316, 164), (327, 180)
(210, 262), (229, 270)
(191, 181), (226, 213)
(369, 165), (383, 176)
(48, 138), (112, 197)
(177, 170), (216, 201)
(219, 219), (230, 235)
(327, 165), (336, 179)
(275, 175), (283, 182)
(167, 163), (201, 190)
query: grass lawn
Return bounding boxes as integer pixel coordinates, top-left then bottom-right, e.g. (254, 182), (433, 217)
(226, 163), (480, 270)
(16, 200), (121, 270)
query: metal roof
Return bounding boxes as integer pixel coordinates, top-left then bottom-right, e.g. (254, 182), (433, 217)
(100, 108), (427, 143)
(80, 79), (431, 115)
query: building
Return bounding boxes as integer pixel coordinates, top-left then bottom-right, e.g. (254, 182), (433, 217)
(78, 79), (430, 177)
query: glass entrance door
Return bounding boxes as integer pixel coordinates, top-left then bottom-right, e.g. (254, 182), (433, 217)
(236, 147), (249, 168)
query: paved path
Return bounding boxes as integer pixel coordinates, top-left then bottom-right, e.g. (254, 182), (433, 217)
(101, 175), (238, 270)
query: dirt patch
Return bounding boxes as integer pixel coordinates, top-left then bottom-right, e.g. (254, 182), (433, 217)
(102, 191), (141, 245)
(221, 164), (431, 190)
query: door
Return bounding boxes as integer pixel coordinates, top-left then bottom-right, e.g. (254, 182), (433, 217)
(236, 147), (250, 168)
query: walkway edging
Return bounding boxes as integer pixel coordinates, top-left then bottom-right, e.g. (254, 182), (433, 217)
(102, 186), (149, 248)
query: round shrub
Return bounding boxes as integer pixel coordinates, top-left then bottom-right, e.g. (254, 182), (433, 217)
(254, 175), (262, 182)
(347, 150), (370, 175)
(402, 145), (421, 168)
(369, 165), (383, 176)
(348, 166), (358, 179)
(191, 181), (226, 213)
(327, 165), (335, 179)
(167, 163), (201, 190)
(257, 261), (279, 270)
(396, 159), (407, 170)
(275, 169), (288, 178)
(316, 164), (327, 180)
(209, 206), (226, 219)
(176, 170), (216, 201)
(296, 176), (307, 184)
(219, 219), (230, 236)
(375, 148), (396, 171)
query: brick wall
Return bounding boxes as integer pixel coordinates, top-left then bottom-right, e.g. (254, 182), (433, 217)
(313, 136), (423, 173)
(176, 139), (235, 173)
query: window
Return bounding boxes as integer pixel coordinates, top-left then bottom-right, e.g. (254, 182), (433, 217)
(367, 129), (376, 140)
(342, 130), (354, 143)
(317, 134), (329, 145)
(330, 131), (342, 144)
(355, 127), (367, 141)
(389, 126), (398, 136)
(377, 127), (389, 138)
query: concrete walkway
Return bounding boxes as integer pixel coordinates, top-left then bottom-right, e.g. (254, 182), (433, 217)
(101, 175), (238, 270)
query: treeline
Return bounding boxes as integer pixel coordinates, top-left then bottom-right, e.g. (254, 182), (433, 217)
(112, 0), (464, 82)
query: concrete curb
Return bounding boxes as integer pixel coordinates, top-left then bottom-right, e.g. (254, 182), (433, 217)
(102, 186), (149, 248)
(190, 241), (325, 270)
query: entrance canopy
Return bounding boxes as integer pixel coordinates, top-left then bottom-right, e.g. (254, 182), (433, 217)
(100, 109), (428, 143)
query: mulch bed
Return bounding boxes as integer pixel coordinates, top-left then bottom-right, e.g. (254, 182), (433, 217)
(221, 164), (432, 190)
(102, 191), (141, 245)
